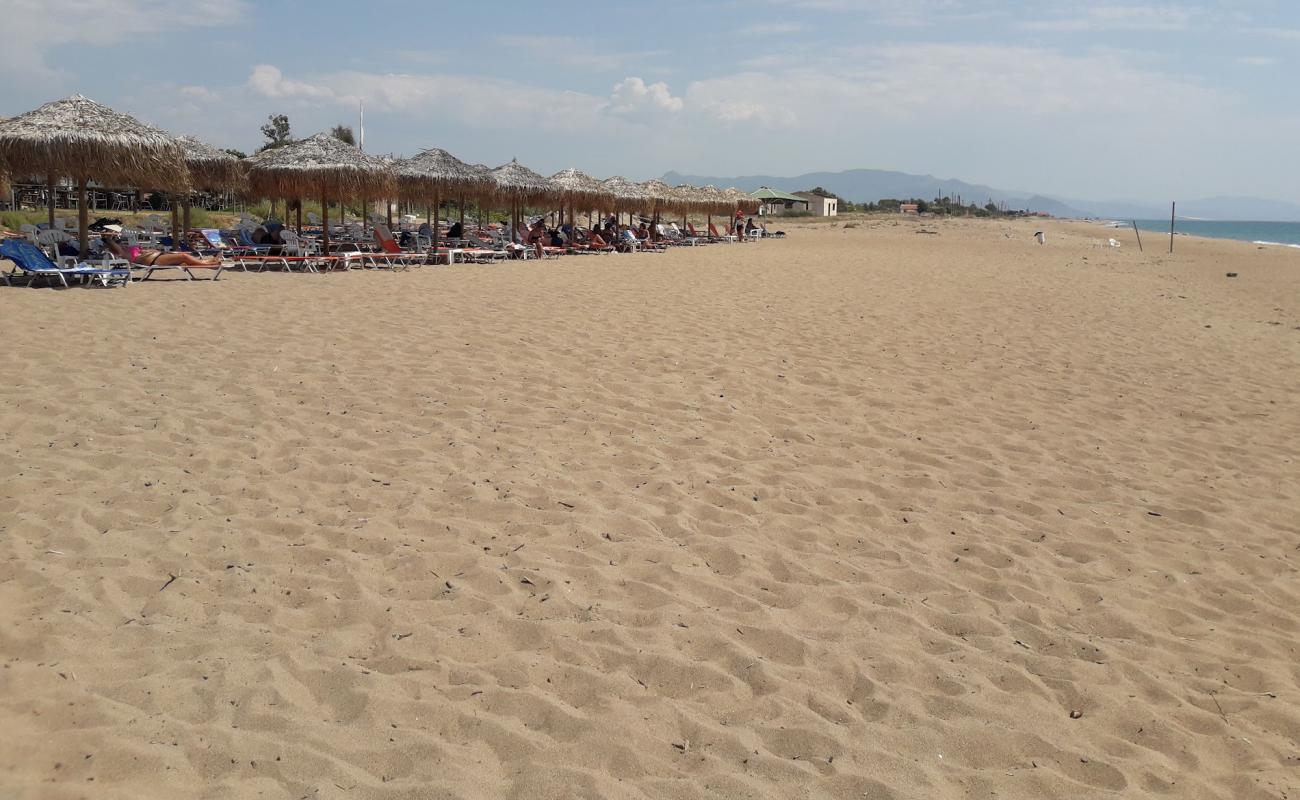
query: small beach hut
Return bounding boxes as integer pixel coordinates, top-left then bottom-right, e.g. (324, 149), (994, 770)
(0, 94), (187, 255)
(243, 132), (393, 255)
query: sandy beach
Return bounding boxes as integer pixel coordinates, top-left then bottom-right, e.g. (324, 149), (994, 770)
(1, 217), (1297, 799)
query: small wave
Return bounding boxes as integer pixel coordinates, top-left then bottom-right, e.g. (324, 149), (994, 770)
(1252, 240), (1300, 249)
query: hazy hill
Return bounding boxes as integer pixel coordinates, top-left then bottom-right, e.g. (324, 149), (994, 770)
(663, 169), (1300, 221)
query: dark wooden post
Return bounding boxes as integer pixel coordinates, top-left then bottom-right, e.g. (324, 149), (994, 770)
(431, 192), (440, 259)
(321, 197), (330, 258)
(47, 174), (56, 228)
(76, 177), (89, 255)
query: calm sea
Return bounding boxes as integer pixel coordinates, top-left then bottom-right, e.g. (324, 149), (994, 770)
(1132, 219), (1300, 248)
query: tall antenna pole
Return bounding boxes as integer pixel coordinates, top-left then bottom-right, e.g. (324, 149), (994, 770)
(358, 100), (365, 152)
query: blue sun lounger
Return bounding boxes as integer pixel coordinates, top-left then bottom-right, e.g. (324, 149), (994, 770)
(0, 239), (131, 288)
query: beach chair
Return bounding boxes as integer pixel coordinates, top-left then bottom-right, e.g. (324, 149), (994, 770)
(0, 239), (130, 288)
(236, 227), (274, 254)
(667, 223), (704, 246)
(707, 223), (737, 243)
(35, 229), (75, 261)
(371, 225), (427, 269)
(280, 229), (320, 257)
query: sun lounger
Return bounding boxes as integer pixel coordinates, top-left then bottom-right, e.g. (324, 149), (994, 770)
(229, 254), (347, 273)
(0, 239), (130, 288)
(372, 225), (430, 269)
(708, 223), (737, 243)
(135, 257), (225, 282)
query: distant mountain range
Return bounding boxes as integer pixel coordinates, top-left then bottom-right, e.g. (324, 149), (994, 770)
(661, 169), (1300, 222)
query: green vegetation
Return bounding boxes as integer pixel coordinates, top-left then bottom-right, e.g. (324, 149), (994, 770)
(857, 196), (1015, 218)
(259, 114), (292, 152)
(330, 125), (356, 146)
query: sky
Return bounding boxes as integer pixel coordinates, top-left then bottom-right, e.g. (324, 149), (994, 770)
(2, 0), (1298, 204)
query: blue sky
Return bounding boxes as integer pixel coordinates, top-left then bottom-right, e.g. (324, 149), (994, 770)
(3, 0), (1297, 203)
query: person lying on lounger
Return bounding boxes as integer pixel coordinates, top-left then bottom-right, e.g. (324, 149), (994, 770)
(101, 228), (221, 268)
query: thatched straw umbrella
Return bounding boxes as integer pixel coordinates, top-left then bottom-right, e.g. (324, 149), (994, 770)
(243, 132), (393, 255)
(639, 180), (678, 231)
(176, 135), (243, 242)
(725, 187), (759, 215)
(548, 168), (605, 229)
(394, 147), (487, 251)
(489, 159), (553, 243)
(698, 185), (731, 230)
(0, 94), (187, 255)
(599, 176), (646, 223)
(462, 163), (491, 228)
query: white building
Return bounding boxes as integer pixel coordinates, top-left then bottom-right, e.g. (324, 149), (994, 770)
(795, 192), (838, 217)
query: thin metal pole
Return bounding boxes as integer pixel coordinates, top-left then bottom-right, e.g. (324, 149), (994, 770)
(1169, 202), (1176, 254)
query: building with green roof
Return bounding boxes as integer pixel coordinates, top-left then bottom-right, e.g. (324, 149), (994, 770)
(750, 186), (810, 215)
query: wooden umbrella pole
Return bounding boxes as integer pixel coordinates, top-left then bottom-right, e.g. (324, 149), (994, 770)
(431, 193), (439, 259)
(322, 196), (330, 258)
(170, 202), (180, 248)
(76, 178), (89, 256)
(296, 200), (302, 236)
(183, 200), (192, 241)
(459, 195), (465, 227)
(47, 174), (56, 227)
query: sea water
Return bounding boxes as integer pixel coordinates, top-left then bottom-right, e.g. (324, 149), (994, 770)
(1132, 220), (1300, 248)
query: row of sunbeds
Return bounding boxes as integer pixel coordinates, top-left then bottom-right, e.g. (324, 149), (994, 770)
(0, 219), (767, 288)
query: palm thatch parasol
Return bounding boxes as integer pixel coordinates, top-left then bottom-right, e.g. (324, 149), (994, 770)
(175, 135), (244, 241)
(244, 132), (394, 253)
(725, 187), (760, 214)
(395, 148), (485, 202)
(488, 159), (553, 204)
(489, 159), (554, 240)
(394, 147), (488, 251)
(639, 179), (678, 217)
(549, 168), (606, 227)
(0, 94), (187, 254)
(599, 176), (648, 217)
(698, 185), (733, 227)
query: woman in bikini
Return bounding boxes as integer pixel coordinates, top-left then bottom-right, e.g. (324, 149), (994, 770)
(101, 229), (222, 268)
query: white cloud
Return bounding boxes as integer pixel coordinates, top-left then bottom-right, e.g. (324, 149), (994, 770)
(684, 43), (1224, 128)
(1020, 5), (1200, 32)
(1239, 56), (1279, 67)
(609, 77), (684, 117)
(247, 65), (337, 102)
(0, 0), (246, 82)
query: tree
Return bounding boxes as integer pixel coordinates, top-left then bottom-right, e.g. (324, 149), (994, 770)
(222, 147), (247, 159)
(259, 114), (292, 151)
(804, 186), (840, 199)
(329, 125), (356, 146)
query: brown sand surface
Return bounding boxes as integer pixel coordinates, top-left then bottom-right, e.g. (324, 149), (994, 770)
(1, 218), (1297, 799)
